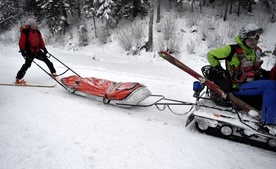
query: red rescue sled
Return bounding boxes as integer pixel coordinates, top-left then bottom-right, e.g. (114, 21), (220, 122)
(61, 75), (151, 107)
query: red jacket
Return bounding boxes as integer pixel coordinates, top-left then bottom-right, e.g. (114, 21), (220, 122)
(19, 27), (46, 54)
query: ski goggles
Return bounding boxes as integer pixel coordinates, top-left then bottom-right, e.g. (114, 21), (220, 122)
(247, 31), (259, 39)
(246, 28), (263, 39)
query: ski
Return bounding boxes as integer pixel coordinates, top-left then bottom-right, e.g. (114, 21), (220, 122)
(158, 51), (260, 118)
(0, 83), (57, 88)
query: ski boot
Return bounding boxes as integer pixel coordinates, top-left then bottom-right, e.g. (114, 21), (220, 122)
(15, 79), (27, 85)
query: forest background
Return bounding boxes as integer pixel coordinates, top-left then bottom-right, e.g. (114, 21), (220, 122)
(0, 0), (276, 54)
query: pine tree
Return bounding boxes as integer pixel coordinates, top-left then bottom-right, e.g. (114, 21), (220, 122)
(25, 0), (41, 19)
(95, 0), (116, 25)
(263, 0), (276, 22)
(0, 0), (23, 32)
(82, 0), (98, 37)
(39, 0), (72, 35)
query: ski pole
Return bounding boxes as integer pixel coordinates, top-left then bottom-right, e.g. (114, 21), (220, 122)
(47, 52), (82, 77)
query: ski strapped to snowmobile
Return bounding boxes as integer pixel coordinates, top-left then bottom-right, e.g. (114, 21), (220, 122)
(158, 51), (276, 151)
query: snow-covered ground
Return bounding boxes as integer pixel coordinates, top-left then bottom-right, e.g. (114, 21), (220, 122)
(1, 37), (276, 168)
(1, 3), (276, 168)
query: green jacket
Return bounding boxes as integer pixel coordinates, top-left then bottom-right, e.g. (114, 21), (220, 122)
(207, 36), (259, 88)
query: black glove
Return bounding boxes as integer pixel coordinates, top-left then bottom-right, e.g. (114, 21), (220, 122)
(213, 64), (224, 72)
(42, 48), (48, 55)
(260, 68), (270, 79)
(213, 64), (226, 80)
(21, 50), (27, 59)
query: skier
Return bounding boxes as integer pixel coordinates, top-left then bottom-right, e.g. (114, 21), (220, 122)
(15, 18), (56, 85)
(207, 23), (276, 128)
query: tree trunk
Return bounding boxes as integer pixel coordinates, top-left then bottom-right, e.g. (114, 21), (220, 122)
(199, 0), (203, 13)
(133, 0), (140, 18)
(60, 3), (66, 35)
(77, 2), (81, 18)
(237, 0), (241, 17)
(191, 0), (194, 12)
(93, 14), (97, 38)
(146, 0), (154, 52)
(156, 0), (161, 23)
(229, 0), (233, 14)
(223, 0), (229, 21)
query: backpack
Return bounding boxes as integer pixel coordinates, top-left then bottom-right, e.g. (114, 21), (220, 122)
(20, 25), (29, 34)
(19, 25), (41, 50)
(20, 25), (41, 37)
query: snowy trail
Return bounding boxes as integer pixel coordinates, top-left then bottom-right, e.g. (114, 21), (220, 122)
(0, 44), (275, 169)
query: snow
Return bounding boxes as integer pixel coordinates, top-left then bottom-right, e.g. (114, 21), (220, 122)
(1, 6), (276, 169)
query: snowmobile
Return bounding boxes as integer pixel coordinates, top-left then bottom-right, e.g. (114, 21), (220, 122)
(159, 51), (276, 151)
(188, 77), (276, 150)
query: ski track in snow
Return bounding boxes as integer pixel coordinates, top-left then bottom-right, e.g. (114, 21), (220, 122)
(0, 43), (275, 169)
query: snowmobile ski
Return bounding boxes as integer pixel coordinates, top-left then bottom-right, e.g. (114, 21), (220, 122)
(158, 51), (260, 119)
(0, 83), (57, 88)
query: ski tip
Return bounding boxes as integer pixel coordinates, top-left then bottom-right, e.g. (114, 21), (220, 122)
(185, 113), (195, 127)
(158, 51), (168, 57)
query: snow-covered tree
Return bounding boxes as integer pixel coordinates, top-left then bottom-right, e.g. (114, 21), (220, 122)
(82, 0), (96, 19)
(40, 0), (71, 35)
(95, 0), (117, 26)
(25, 0), (42, 20)
(82, 0), (98, 37)
(263, 0), (276, 22)
(0, 0), (22, 32)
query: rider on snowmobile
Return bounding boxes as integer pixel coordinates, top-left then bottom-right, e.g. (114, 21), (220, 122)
(207, 23), (276, 126)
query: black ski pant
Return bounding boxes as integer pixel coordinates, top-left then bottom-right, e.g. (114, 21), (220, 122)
(16, 51), (56, 80)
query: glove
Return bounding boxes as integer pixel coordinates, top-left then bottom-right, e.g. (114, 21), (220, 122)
(213, 64), (224, 72)
(213, 64), (226, 80)
(21, 50), (27, 59)
(42, 48), (48, 55)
